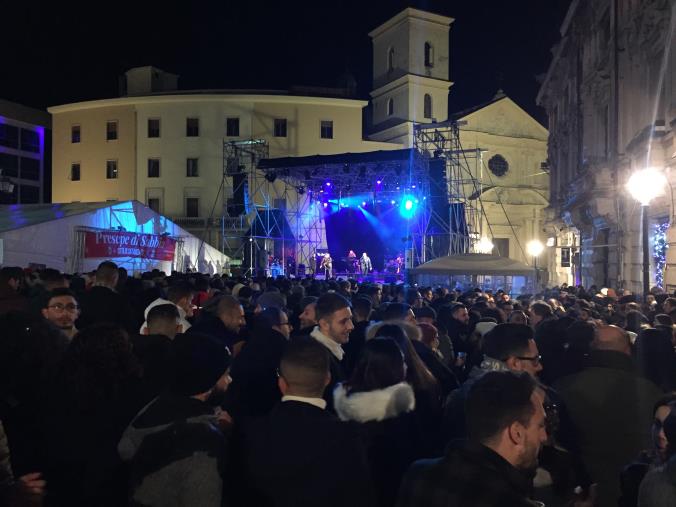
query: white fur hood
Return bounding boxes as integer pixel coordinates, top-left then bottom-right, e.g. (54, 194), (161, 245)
(333, 382), (415, 423)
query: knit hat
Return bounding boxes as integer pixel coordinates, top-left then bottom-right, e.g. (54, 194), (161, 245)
(171, 333), (231, 396)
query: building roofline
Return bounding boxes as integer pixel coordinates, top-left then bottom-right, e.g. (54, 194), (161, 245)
(0, 99), (52, 127)
(47, 93), (369, 113)
(368, 7), (454, 39)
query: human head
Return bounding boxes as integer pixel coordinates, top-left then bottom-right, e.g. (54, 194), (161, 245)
(592, 325), (631, 356)
(259, 306), (292, 340)
(95, 261), (119, 289)
(167, 281), (195, 318)
(41, 288), (80, 335)
(482, 323), (543, 377)
(664, 297), (676, 314)
(466, 371), (546, 471)
(529, 301), (553, 327)
(352, 296), (373, 323)
(450, 303), (469, 325)
(315, 293), (353, 345)
(298, 296), (318, 329)
(146, 303), (181, 339)
(278, 337), (330, 398)
(418, 322), (440, 351)
(405, 288), (423, 308)
(413, 306), (437, 326)
(347, 338), (406, 394)
(41, 269), (69, 291)
(383, 302), (416, 323)
(508, 310), (529, 325)
(215, 295), (246, 334)
(0, 267), (24, 291)
(652, 395), (676, 463)
(171, 333), (232, 398)
(420, 287), (433, 302)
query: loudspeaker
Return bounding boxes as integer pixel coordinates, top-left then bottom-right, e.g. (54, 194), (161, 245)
(228, 173), (247, 216)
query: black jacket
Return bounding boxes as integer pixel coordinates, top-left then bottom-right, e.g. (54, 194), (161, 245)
(226, 328), (287, 418)
(188, 313), (241, 351)
(77, 286), (135, 333)
(397, 441), (539, 507)
(243, 400), (374, 507)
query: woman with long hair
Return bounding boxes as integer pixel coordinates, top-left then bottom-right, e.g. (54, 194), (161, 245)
(334, 338), (421, 507)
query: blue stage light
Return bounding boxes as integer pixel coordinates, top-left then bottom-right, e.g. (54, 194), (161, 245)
(362, 201), (367, 207)
(404, 199), (413, 211)
(399, 195), (417, 219)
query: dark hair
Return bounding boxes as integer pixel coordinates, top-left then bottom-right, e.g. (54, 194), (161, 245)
(95, 261), (119, 283)
(414, 306), (437, 321)
(352, 296), (373, 319)
(383, 302), (412, 321)
(635, 328), (676, 391)
(258, 306), (285, 327)
(42, 287), (78, 309)
(374, 323), (437, 392)
(346, 338), (405, 394)
(481, 323), (533, 361)
(147, 303), (180, 328)
(625, 310), (649, 334)
(315, 293), (351, 322)
(466, 371), (538, 443)
(530, 301), (553, 319)
(56, 324), (142, 410)
(449, 303), (467, 315)
(167, 281), (194, 303)
(279, 337), (330, 396)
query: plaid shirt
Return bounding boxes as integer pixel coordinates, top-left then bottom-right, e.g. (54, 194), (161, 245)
(396, 441), (541, 507)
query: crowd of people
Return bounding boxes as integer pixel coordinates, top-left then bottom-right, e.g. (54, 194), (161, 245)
(1, 261), (676, 506)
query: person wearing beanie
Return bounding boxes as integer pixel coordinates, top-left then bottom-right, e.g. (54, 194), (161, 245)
(118, 333), (233, 507)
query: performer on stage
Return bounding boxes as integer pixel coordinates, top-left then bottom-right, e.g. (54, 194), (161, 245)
(347, 250), (357, 273)
(359, 252), (372, 276)
(395, 253), (404, 274)
(320, 252), (333, 278)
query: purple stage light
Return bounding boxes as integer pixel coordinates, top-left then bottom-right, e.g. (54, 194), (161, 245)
(323, 202), (328, 208)
(325, 182), (331, 187)
(376, 180), (382, 185)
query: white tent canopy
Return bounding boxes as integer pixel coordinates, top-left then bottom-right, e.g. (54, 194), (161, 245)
(411, 253), (534, 276)
(0, 200), (229, 274)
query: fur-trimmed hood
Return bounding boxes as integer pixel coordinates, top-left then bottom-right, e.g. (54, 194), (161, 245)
(365, 320), (421, 342)
(333, 382), (415, 423)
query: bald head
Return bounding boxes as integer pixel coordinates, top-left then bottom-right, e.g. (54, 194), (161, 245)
(592, 325), (631, 355)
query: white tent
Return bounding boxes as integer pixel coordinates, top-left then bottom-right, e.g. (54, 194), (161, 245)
(0, 200), (229, 274)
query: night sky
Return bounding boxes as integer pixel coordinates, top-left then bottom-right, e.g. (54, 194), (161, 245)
(2, 1), (570, 125)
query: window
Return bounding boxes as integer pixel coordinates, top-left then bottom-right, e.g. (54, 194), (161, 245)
(106, 121), (118, 141)
(488, 154), (509, 177)
(20, 129), (40, 152)
(71, 163), (81, 181)
(320, 120), (333, 139)
(387, 98), (394, 116)
(274, 118), (287, 138)
(424, 94), (433, 119)
(0, 153), (19, 177)
(20, 157), (40, 180)
(71, 125), (81, 143)
(147, 158), (160, 178)
(148, 198), (161, 213)
(186, 158), (199, 177)
(186, 197), (199, 217)
(19, 185), (39, 204)
(147, 118), (160, 138)
(388, 47), (395, 72)
(106, 160), (118, 179)
(424, 42), (434, 67)
(226, 117), (240, 137)
(0, 124), (19, 148)
(186, 118), (199, 137)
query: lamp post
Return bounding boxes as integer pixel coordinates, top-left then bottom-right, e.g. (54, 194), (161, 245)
(627, 167), (668, 298)
(527, 239), (544, 293)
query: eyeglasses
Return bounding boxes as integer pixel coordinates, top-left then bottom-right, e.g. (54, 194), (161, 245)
(516, 354), (542, 366)
(47, 303), (80, 312)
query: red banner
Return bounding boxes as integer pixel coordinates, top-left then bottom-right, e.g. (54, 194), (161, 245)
(84, 230), (176, 261)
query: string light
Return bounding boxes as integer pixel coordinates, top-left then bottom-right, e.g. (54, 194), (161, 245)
(653, 221), (669, 288)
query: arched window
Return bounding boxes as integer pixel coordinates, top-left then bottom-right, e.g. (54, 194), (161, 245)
(387, 98), (394, 116)
(424, 42), (434, 67)
(423, 94), (432, 119)
(388, 47), (395, 72)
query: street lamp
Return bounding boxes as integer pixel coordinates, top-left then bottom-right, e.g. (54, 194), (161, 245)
(477, 237), (494, 254)
(527, 239), (544, 292)
(627, 167), (668, 298)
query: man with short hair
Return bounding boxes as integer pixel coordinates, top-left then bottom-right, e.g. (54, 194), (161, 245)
(398, 371), (546, 507)
(663, 297), (676, 314)
(119, 333), (232, 507)
(41, 288), (80, 340)
(139, 281), (194, 334)
(189, 294), (246, 351)
(243, 338), (374, 507)
(343, 296), (372, 376)
(555, 325), (663, 507)
(293, 296), (318, 337)
(441, 303), (470, 355)
(77, 261), (134, 332)
(310, 292), (354, 408)
(0, 267), (28, 316)
(383, 302), (417, 323)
